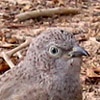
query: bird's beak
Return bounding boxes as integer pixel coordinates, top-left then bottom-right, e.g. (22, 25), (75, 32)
(69, 46), (90, 57)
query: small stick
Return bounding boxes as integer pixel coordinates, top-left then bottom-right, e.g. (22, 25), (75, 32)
(0, 37), (32, 68)
(6, 37), (31, 57)
(1, 52), (15, 68)
(16, 7), (80, 21)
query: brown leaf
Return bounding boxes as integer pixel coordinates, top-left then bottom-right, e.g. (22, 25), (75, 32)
(93, 67), (100, 73)
(0, 61), (10, 73)
(7, 37), (18, 44)
(52, 0), (64, 6)
(86, 68), (100, 78)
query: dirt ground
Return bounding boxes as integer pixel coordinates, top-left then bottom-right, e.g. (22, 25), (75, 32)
(0, 0), (100, 100)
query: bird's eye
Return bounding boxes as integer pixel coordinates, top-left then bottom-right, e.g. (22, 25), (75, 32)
(49, 45), (62, 58)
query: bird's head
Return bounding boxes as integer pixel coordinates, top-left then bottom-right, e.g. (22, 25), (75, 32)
(25, 28), (89, 75)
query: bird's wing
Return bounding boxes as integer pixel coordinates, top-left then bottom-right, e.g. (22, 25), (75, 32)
(0, 82), (49, 100)
(0, 67), (49, 100)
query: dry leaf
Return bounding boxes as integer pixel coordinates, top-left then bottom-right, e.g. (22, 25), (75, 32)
(86, 68), (100, 78)
(0, 61), (10, 72)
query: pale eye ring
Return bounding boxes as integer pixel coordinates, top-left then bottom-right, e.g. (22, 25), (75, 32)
(49, 45), (62, 57)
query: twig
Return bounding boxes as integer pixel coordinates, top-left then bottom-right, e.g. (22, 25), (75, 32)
(0, 37), (32, 68)
(1, 52), (15, 68)
(16, 7), (80, 21)
(6, 37), (31, 57)
(0, 43), (18, 48)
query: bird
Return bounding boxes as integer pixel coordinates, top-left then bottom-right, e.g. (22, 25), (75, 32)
(0, 28), (89, 100)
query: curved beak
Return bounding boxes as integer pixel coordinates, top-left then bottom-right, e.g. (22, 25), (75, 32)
(69, 46), (90, 57)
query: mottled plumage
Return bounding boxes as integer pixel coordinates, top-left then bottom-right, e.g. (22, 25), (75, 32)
(0, 28), (89, 100)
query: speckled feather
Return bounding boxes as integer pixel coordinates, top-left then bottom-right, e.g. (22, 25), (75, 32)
(0, 28), (82, 100)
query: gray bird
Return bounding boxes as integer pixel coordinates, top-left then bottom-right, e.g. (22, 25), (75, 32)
(0, 28), (89, 100)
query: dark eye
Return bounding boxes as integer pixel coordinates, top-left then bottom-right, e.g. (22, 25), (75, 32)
(51, 47), (58, 54)
(49, 45), (62, 58)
